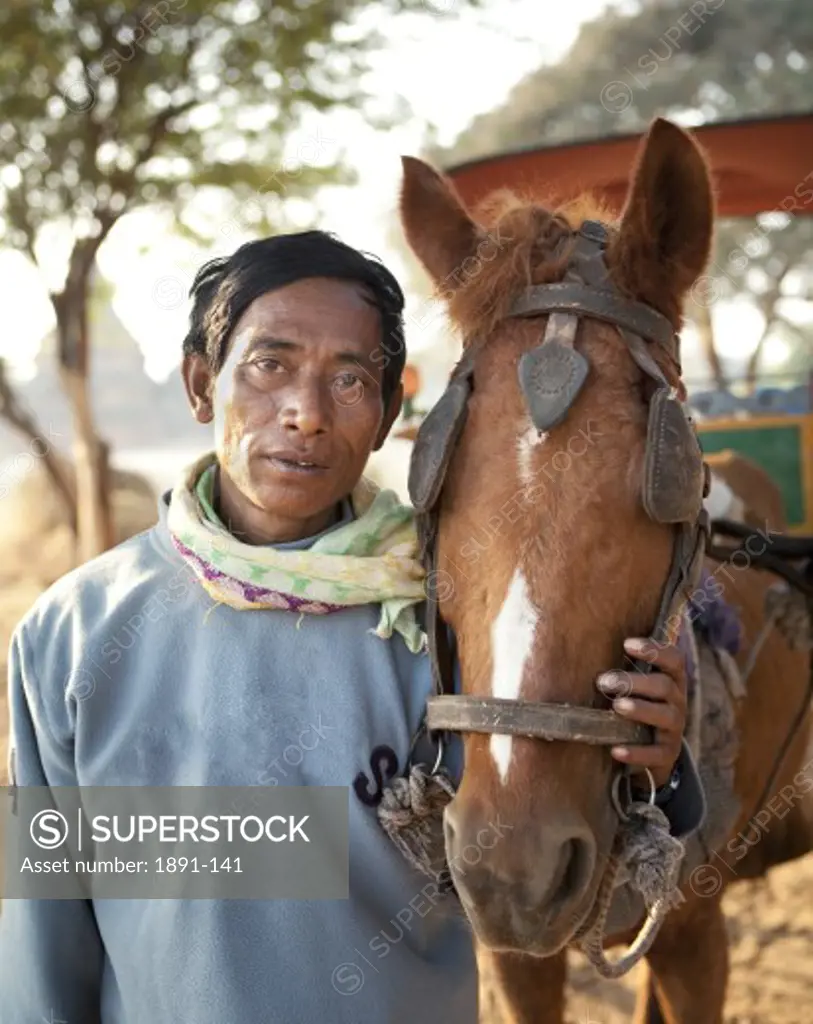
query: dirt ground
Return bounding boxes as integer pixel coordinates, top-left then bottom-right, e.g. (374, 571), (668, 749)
(2, 467), (813, 1023)
(476, 854), (813, 1023)
(565, 860), (813, 1023)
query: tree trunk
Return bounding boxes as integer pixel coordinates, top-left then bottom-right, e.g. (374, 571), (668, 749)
(55, 284), (114, 562)
(0, 361), (78, 537)
(744, 325), (771, 394)
(689, 297), (726, 391)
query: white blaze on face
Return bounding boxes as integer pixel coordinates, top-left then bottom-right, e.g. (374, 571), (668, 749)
(516, 422), (547, 487)
(489, 568), (539, 785)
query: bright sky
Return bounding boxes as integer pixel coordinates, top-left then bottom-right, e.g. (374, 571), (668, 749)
(0, 0), (792, 387)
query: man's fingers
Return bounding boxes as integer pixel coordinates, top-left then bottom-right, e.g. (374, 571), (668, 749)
(624, 637), (685, 678)
(611, 743), (676, 769)
(597, 671), (684, 706)
(612, 695), (682, 731)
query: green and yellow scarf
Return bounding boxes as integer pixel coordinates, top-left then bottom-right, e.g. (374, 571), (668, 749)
(166, 452), (427, 653)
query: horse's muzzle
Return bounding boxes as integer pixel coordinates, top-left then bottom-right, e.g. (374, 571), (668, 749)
(443, 802), (598, 953)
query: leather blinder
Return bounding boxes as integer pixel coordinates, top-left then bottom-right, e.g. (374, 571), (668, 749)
(642, 388), (706, 525)
(408, 373), (472, 514)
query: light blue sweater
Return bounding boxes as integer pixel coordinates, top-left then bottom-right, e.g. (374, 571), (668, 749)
(0, 492), (476, 1024)
(1, 487), (703, 1023)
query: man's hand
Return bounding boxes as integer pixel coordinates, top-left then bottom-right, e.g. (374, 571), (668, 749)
(596, 637), (687, 790)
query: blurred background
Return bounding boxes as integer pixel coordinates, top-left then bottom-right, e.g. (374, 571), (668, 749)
(0, 1), (811, 1019)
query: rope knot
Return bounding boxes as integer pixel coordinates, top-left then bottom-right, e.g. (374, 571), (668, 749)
(618, 803), (685, 912)
(376, 766), (456, 884)
(579, 796), (685, 979)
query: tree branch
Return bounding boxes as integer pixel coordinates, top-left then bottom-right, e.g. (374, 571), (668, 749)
(137, 98), (198, 167)
(0, 359), (77, 532)
(745, 260), (797, 390)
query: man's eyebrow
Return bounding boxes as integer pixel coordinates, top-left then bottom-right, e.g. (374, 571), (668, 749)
(244, 337), (301, 354)
(245, 336), (374, 367)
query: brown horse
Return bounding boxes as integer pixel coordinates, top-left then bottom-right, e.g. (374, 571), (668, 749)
(704, 449), (788, 533)
(399, 119), (812, 1023)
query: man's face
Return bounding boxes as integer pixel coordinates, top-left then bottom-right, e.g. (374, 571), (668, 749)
(183, 276), (402, 542)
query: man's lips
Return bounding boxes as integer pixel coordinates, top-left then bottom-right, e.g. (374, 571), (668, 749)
(264, 451), (329, 475)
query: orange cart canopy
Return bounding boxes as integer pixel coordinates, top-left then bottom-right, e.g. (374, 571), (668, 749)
(443, 112), (813, 218)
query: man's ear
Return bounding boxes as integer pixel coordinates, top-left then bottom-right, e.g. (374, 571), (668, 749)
(182, 353), (214, 424)
(373, 382), (404, 451)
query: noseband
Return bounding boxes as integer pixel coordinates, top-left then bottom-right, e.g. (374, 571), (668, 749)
(408, 220), (710, 752)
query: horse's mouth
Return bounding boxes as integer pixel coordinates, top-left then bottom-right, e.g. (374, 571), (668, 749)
(456, 868), (604, 958)
(457, 839), (617, 958)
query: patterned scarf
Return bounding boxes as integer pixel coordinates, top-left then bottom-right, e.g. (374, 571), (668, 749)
(166, 452), (427, 653)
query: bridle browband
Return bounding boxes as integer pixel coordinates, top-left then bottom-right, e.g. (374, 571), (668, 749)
(408, 219), (710, 754)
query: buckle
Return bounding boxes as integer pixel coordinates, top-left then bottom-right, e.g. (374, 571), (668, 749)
(580, 220), (608, 246)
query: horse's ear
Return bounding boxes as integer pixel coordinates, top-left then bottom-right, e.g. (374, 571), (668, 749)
(613, 118), (715, 309)
(399, 156), (479, 285)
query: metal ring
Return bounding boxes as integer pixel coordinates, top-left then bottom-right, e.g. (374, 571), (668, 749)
(407, 721), (445, 776)
(611, 767), (657, 820)
(611, 771), (631, 822)
(641, 767), (657, 806)
(430, 732), (445, 776)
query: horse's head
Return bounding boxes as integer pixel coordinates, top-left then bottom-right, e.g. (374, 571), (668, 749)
(400, 119), (714, 955)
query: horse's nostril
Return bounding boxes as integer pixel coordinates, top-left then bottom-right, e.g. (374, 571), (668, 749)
(545, 839), (575, 902)
(562, 839), (585, 897)
(546, 834), (594, 914)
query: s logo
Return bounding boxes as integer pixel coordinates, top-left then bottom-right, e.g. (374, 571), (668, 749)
(353, 745), (399, 807)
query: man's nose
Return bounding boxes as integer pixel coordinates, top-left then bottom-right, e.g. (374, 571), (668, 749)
(280, 383), (331, 436)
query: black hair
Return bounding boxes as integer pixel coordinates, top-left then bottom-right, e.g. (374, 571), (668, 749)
(182, 230), (407, 407)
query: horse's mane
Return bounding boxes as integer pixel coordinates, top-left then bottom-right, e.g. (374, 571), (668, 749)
(443, 189), (619, 341)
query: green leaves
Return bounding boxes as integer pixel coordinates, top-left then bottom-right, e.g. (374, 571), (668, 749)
(0, 0), (478, 269)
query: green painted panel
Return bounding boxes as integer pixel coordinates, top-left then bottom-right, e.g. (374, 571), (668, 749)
(697, 424), (805, 526)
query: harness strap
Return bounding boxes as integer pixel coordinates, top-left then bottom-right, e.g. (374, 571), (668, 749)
(425, 696), (651, 745)
(509, 282), (678, 360)
(425, 535), (456, 698)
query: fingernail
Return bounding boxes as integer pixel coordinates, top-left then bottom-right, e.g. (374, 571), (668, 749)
(612, 746), (629, 758)
(598, 672), (625, 693)
(625, 638), (656, 662)
(614, 698), (634, 712)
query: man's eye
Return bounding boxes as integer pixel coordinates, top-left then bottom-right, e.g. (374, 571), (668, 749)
(253, 358), (283, 372)
(335, 373), (363, 391)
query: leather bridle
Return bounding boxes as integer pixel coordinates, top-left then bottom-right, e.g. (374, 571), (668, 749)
(408, 220), (710, 754)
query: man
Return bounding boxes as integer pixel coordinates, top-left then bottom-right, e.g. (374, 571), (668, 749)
(0, 231), (702, 1022)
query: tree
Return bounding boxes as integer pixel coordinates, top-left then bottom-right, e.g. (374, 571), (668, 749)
(436, 0), (813, 391)
(0, 359), (77, 537)
(0, 0), (478, 561)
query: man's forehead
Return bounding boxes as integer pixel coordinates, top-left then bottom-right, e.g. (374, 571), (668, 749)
(226, 287), (380, 359)
(247, 277), (377, 315)
(237, 282), (380, 339)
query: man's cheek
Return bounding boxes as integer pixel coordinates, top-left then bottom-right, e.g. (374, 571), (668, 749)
(348, 398), (390, 449)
